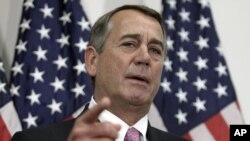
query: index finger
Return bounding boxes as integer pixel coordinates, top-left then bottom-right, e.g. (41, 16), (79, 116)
(80, 97), (111, 123)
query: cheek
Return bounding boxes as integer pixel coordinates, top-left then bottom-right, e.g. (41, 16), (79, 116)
(98, 52), (125, 81)
(152, 64), (164, 87)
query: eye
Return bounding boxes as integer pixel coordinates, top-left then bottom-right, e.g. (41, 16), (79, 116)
(149, 47), (162, 56)
(122, 42), (136, 48)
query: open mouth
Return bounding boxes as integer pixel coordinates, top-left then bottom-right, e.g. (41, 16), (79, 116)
(126, 75), (150, 84)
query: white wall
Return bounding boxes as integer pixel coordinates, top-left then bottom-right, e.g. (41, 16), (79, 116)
(209, 0), (250, 124)
(0, 0), (249, 124)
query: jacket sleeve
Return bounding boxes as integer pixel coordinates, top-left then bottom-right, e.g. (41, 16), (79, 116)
(11, 131), (37, 141)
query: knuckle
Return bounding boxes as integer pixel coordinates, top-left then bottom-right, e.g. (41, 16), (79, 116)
(70, 126), (89, 138)
(102, 139), (113, 141)
(102, 122), (113, 133)
(101, 122), (118, 139)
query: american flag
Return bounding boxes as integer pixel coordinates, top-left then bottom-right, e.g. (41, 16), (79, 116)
(9, 0), (92, 133)
(152, 0), (244, 140)
(0, 58), (22, 141)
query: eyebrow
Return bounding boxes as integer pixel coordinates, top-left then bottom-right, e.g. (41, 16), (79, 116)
(120, 33), (141, 41)
(120, 33), (164, 49)
(149, 38), (164, 50)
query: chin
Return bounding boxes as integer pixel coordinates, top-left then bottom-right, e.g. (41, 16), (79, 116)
(126, 92), (151, 105)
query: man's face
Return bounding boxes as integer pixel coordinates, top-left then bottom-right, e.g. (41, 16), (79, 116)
(91, 10), (164, 107)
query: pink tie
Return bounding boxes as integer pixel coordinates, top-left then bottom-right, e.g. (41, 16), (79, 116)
(124, 127), (141, 141)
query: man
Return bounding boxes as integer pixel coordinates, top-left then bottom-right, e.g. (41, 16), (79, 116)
(12, 5), (188, 141)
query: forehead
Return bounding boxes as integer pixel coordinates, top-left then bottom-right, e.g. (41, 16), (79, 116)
(110, 9), (158, 27)
(109, 9), (164, 39)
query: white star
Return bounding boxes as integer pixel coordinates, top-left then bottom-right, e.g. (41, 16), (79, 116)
(0, 61), (4, 72)
(36, 24), (51, 40)
(23, 0), (34, 11)
(215, 62), (227, 77)
(23, 113), (38, 128)
(195, 36), (209, 50)
(164, 58), (173, 72)
(214, 83), (227, 98)
(20, 18), (31, 33)
(11, 62), (24, 76)
(71, 83), (86, 98)
(40, 3), (54, 19)
(77, 17), (90, 31)
(178, 28), (190, 42)
(179, 8), (190, 22)
(75, 38), (88, 52)
(192, 97), (206, 112)
(175, 88), (188, 103)
(33, 46), (47, 61)
(10, 84), (20, 96)
(26, 90), (41, 105)
(30, 67), (45, 83)
(193, 77), (207, 92)
(165, 16), (175, 30)
(175, 109), (188, 125)
(53, 55), (68, 70)
(56, 33), (70, 48)
(47, 99), (62, 115)
(196, 15), (210, 29)
(59, 11), (71, 25)
(73, 60), (86, 75)
(50, 77), (65, 92)
(176, 68), (188, 82)
(198, 0), (210, 9)
(166, 37), (174, 50)
(161, 78), (171, 93)
(177, 48), (188, 62)
(166, 0), (177, 10)
(0, 81), (6, 93)
(194, 56), (208, 71)
(16, 40), (27, 54)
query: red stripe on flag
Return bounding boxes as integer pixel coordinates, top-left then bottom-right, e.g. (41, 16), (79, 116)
(64, 115), (74, 121)
(205, 113), (229, 141)
(183, 133), (192, 141)
(0, 116), (11, 141)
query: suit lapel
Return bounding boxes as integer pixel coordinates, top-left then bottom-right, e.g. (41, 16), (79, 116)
(146, 122), (161, 141)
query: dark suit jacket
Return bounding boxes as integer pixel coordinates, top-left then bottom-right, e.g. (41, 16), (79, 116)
(12, 119), (188, 141)
(12, 105), (188, 141)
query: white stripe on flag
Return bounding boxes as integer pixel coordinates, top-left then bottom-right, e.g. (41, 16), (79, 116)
(148, 103), (168, 132)
(0, 101), (22, 135)
(72, 104), (86, 118)
(189, 123), (215, 141)
(221, 102), (244, 125)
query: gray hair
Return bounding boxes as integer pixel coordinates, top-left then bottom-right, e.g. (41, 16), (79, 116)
(87, 5), (167, 53)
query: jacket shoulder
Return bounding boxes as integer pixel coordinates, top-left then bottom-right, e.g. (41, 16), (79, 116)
(148, 126), (189, 141)
(12, 119), (75, 141)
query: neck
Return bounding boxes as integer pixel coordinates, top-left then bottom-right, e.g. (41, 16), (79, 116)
(108, 101), (149, 126)
(94, 95), (150, 126)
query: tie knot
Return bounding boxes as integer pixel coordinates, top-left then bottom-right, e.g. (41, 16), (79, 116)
(124, 127), (141, 141)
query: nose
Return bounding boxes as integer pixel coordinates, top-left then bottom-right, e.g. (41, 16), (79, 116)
(134, 46), (151, 66)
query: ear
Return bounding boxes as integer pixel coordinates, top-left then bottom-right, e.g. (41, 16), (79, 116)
(84, 46), (98, 77)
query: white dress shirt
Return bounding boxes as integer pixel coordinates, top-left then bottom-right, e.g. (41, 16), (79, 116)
(89, 97), (148, 141)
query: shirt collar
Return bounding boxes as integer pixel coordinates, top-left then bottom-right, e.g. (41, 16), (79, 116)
(89, 97), (148, 141)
